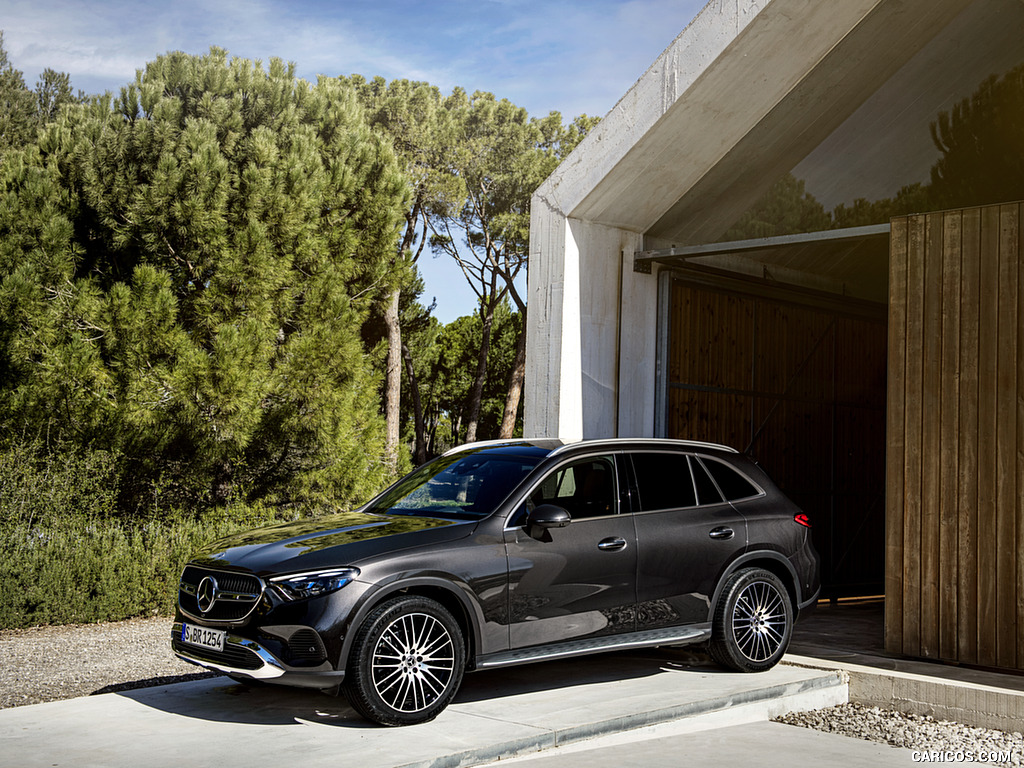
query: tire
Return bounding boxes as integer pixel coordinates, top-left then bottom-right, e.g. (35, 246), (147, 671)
(343, 595), (466, 726)
(708, 568), (793, 673)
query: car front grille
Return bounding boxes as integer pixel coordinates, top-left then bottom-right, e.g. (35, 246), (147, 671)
(179, 565), (263, 622)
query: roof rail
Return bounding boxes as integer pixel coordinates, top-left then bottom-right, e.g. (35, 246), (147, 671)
(548, 437), (738, 457)
(442, 438), (539, 457)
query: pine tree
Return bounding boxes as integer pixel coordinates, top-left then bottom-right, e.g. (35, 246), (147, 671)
(346, 76), (462, 467)
(0, 49), (407, 512)
(0, 33), (38, 154)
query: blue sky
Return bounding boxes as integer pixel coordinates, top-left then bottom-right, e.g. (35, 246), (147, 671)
(3, 0), (705, 323)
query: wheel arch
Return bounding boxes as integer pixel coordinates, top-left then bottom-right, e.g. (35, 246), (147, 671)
(338, 576), (482, 671)
(710, 550), (801, 620)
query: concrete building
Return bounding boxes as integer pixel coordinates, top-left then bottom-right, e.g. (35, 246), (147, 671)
(525, 0), (1024, 670)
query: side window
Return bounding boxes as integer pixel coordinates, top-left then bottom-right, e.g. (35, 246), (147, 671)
(630, 452), (696, 511)
(689, 456), (723, 505)
(528, 456), (617, 520)
(701, 457), (762, 501)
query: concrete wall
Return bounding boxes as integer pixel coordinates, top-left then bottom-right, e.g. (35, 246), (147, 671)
(523, 216), (657, 439)
(524, 0), (777, 441)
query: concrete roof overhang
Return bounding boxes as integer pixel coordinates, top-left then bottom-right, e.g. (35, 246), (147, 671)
(534, 0), (977, 246)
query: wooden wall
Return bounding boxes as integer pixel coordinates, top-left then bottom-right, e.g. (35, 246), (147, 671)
(666, 278), (888, 596)
(886, 203), (1024, 669)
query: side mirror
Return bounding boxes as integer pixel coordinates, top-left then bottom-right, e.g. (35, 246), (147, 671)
(525, 504), (571, 540)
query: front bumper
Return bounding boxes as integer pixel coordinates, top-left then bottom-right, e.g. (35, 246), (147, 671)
(171, 622), (346, 689)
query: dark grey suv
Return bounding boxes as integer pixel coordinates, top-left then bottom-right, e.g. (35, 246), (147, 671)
(172, 438), (820, 725)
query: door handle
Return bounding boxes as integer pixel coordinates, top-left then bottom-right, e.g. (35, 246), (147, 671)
(598, 537), (627, 551)
(709, 527), (734, 540)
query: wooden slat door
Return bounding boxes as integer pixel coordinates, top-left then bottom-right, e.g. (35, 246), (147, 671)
(666, 278), (887, 597)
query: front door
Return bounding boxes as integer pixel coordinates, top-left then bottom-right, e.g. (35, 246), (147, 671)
(504, 455), (637, 648)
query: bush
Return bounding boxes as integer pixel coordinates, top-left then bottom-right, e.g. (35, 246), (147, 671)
(0, 442), (301, 628)
(0, 439), (121, 527)
(0, 507), (288, 628)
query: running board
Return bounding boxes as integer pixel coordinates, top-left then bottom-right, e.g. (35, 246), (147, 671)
(476, 624), (712, 669)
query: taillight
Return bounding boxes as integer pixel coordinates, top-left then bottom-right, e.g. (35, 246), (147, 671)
(794, 514), (811, 528)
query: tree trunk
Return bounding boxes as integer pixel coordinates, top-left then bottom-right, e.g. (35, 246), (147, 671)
(463, 305), (495, 444)
(383, 286), (402, 475)
(401, 341), (427, 465)
(499, 309), (527, 438)
(452, 414), (462, 447)
(382, 196), (424, 473)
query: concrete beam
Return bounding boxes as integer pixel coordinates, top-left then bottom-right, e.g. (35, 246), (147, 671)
(644, 0), (974, 244)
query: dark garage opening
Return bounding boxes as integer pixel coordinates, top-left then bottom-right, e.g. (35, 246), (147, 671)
(644, 227), (890, 599)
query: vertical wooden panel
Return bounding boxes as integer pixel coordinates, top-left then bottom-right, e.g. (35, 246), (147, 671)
(996, 204), (1019, 669)
(903, 214), (926, 657)
(957, 207), (981, 664)
(886, 202), (1022, 669)
(1018, 203), (1024, 670)
(885, 216), (908, 655)
(977, 205), (1000, 667)
(920, 213), (943, 659)
(938, 210), (962, 661)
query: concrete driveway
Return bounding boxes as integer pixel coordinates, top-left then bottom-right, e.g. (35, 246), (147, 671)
(0, 649), (852, 768)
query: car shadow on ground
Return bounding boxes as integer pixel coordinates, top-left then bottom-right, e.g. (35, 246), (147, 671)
(114, 646), (729, 728)
(91, 671), (217, 697)
(452, 646), (721, 704)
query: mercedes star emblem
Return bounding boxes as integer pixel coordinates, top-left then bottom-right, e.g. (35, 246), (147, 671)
(196, 575), (219, 614)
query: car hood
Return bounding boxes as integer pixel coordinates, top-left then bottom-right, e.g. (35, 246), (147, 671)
(188, 510), (474, 576)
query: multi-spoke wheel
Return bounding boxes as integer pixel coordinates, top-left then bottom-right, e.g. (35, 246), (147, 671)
(708, 568), (793, 673)
(343, 596), (465, 726)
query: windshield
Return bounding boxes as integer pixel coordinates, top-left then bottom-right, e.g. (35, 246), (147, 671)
(365, 452), (543, 520)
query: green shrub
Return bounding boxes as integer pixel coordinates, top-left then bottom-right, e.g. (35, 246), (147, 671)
(0, 441), (311, 628)
(0, 505), (293, 628)
(0, 439), (122, 527)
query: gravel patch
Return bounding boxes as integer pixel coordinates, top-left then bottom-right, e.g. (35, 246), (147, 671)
(777, 703), (1024, 763)
(0, 616), (215, 709)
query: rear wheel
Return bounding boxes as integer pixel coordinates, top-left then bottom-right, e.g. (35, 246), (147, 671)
(343, 595), (465, 726)
(708, 568), (792, 672)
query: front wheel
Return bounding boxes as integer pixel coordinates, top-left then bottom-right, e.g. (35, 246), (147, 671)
(708, 568), (793, 672)
(343, 595), (466, 726)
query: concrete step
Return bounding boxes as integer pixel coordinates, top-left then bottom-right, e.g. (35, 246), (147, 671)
(786, 652), (1024, 733)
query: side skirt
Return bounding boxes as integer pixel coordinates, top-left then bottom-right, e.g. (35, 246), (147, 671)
(474, 624), (712, 670)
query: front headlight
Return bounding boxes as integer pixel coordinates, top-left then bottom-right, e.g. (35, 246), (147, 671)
(269, 567), (360, 601)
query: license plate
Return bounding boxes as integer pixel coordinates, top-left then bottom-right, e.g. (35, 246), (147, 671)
(181, 623), (225, 652)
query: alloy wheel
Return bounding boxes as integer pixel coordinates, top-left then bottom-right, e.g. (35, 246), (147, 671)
(370, 611), (456, 713)
(731, 579), (788, 663)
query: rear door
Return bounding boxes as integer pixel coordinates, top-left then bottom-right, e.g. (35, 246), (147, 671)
(629, 451), (748, 629)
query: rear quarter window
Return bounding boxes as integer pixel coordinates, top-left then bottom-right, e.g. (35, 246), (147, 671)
(700, 457), (762, 501)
